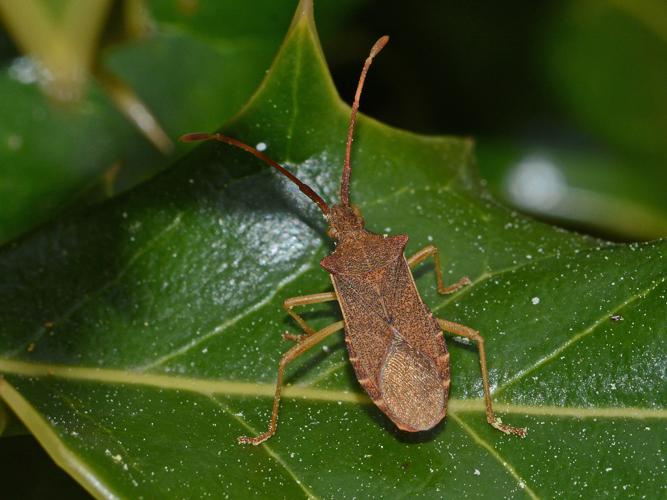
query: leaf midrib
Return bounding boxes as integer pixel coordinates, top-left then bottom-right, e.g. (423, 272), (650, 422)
(1, 358), (664, 419)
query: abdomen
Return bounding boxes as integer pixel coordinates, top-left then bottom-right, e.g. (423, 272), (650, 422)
(329, 254), (450, 432)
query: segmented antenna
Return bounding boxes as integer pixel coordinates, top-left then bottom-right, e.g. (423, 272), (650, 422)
(180, 133), (330, 215)
(340, 35), (389, 207)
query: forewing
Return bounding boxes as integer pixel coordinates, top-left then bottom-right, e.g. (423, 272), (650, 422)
(332, 252), (449, 430)
(333, 272), (394, 396)
(382, 256), (445, 360)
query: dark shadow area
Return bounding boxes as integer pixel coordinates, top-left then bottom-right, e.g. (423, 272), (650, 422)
(324, 0), (558, 137)
(285, 336), (346, 386)
(361, 400), (447, 444)
(0, 435), (91, 499)
(410, 261), (434, 283)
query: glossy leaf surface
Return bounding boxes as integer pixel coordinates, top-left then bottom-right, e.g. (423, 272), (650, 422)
(0, 3), (665, 498)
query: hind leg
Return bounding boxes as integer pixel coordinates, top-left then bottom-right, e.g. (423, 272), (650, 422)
(436, 318), (527, 438)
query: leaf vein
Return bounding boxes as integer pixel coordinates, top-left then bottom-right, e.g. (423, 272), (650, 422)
(495, 274), (667, 397)
(139, 261), (315, 371)
(6, 212), (183, 358)
(206, 395), (317, 499)
(449, 412), (540, 500)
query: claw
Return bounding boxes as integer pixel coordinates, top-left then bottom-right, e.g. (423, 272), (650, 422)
(282, 332), (304, 343)
(238, 434), (270, 446)
(491, 419), (527, 438)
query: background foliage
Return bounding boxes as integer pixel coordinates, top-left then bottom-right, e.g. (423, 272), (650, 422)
(0, 0), (665, 498)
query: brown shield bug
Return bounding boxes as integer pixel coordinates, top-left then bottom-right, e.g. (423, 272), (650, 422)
(181, 36), (527, 444)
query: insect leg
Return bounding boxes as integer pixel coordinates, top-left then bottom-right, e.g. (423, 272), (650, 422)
(407, 245), (470, 294)
(436, 318), (527, 438)
(282, 292), (338, 342)
(238, 320), (345, 445)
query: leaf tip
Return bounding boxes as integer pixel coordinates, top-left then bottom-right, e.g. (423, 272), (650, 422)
(288, 0), (315, 34)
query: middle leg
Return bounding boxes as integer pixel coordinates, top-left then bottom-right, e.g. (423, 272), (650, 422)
(407, 245), (470, 294)
(282, 291), (337, 342)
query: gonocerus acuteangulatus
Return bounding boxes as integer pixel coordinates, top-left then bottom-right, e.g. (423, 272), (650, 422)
(181, 35), (527, 444)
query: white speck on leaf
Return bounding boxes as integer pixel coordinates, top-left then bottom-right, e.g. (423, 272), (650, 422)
(7, 134), (22, 150)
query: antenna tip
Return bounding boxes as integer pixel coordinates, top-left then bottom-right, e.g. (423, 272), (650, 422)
(370, 35), (390, 58)
(179, 132), (213, 143)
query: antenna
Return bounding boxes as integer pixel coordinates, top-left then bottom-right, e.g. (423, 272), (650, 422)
(180, 133), (330, 215)
(340, 35), (389, 207)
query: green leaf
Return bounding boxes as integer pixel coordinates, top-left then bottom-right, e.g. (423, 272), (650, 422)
(0, 0), (301, 243)
(102, 0), (305, 189)
(476, 139), (667, 240)
(545, 0), (667, 159)
(1, 2), (666, 498)
(0, 76), (125, 244)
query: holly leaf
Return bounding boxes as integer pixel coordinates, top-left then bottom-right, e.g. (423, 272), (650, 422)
(546, 0), (667, 160)
(476, 140), (667, 240)
(0, 2), (665, 498)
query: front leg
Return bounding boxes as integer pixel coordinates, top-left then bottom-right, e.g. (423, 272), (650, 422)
(436, 318), (527, 438)
(282, 292), (337, 342)
(407, 244), (470, 294)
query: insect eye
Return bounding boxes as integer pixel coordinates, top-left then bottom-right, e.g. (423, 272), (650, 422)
(352, 206), (364, 226)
